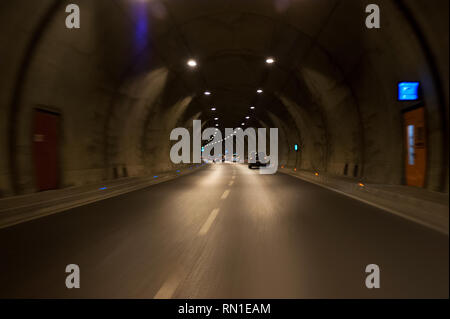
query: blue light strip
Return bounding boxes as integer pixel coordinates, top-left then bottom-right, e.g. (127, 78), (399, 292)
(131, 2), (149, 54)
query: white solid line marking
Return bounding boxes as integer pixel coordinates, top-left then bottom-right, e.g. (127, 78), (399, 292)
(228, 180), (234, 186)
(221, 189), (230, 200)
(280, 171), (448, 235)
(198, 208), (220, 236)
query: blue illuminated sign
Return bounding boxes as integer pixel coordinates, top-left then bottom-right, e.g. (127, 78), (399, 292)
(294, 144), (298, 151)
(398, 82), (420, 101)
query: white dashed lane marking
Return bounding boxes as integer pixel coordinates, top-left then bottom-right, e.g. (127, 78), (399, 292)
(221, 189), (230, 200)
(154, 267), (185, 299)
(198, 208), (220, 236)
(155, 166), (239, 299)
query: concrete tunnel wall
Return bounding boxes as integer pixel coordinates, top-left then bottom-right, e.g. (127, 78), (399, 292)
(0, 0), (448, 197)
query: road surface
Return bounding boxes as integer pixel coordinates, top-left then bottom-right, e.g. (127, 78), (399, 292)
(0, 163), (447, 298)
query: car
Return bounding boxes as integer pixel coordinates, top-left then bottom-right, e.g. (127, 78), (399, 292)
(248, 152), (268, 169)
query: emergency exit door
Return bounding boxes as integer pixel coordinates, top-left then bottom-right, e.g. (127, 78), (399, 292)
(33, 109), (60, 191)
(403, 107), (426, 187)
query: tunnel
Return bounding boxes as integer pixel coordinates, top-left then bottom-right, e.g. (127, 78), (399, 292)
(0, 0), (448, 299)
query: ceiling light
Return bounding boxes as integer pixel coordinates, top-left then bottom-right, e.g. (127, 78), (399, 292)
(257, 89), (263, 94)
(187, 59), (197, 67)
(266, 57), (275, 64)
(250, 106), (255, 110)
(246, 116), (250, 119)
(204, 91), (211, 95)
(241, 123), (245, 126)
(216, 124), (219, 127)
(211, 107), (216, 111)
(214, 118), (219, 120)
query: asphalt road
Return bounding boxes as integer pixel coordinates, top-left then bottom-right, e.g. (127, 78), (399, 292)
(0, 163), (448, 298)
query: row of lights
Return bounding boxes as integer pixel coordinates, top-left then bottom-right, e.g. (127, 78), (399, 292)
(208, 102), (256, 127)
(203, 127), (245, 149)
(187, 56), (274, 139)
(188, 57), (275, 68)
(189, 56), (273, 96)
(203, 89), (263, 96)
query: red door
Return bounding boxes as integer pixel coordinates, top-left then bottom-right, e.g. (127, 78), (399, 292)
(33, 110), (60, 191)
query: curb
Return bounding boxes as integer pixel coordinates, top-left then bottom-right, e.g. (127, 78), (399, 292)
(279, 169), (449, 235)
(0, 164), (207, 229)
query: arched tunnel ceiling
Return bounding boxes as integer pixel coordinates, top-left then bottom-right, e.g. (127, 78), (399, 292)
(121, 0), (369, 129)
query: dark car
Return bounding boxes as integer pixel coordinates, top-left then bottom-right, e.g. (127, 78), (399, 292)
(248, 152), (268, 169)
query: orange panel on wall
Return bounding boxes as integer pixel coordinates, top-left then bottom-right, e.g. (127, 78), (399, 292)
(403, 107), (426, 188)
